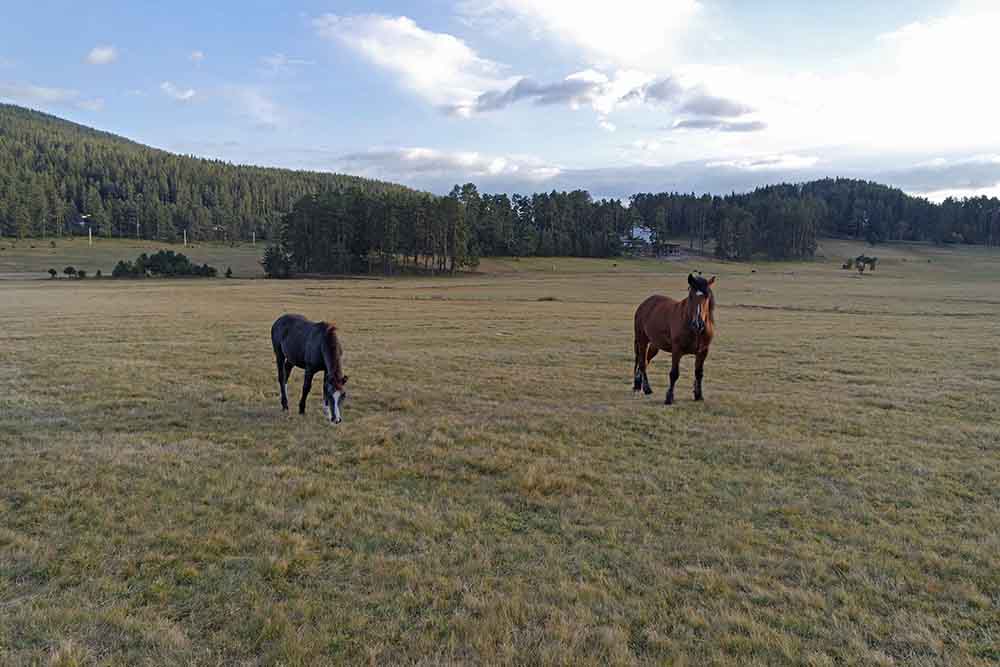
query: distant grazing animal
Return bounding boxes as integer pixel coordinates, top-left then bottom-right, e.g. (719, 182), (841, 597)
(271, 314), (349, 423)
(633, 273), (717, 405)
(855, 255), (878, 272)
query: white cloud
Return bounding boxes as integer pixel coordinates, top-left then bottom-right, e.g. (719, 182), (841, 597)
(0, 82), (103, 111)
(920, 182), (1000, 203)
(661, 6), (1000, 161)
(0, 57), (14, 68)
(86, 45), (118, 65)
(311, 12), (752, 133)
(313, 13), (515, 116)
(632, 139), (664, 152)
(337, 146), (561, 183)
(190, 50), (205, 63)
(261, 53), (315, 72)
(1, 82), (78, 104)
(160, 81), (196, 102)
(223, 86), (283, 127)
(706, 154), (820, 171)
(76, 98), (105, 112)
(460, 0), (702, 68)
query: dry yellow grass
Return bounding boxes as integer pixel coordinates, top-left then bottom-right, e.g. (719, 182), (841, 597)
(1, 240), (998, 665)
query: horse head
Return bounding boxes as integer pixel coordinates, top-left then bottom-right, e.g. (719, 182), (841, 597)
(324, 374), (348, 423)
(323, 323), (349, 424)
(687, 273), (716, 334)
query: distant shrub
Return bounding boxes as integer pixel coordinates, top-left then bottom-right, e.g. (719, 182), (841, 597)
(50, 240), (57, 248)
(95, 269), (102, 278)
(77, 269), (87, 279)
(63, 266), (76, 278)
(112, 260), (135, 278)
(48, 268), (57, 279)
(112, 250), (218, 279)
(225, 266), (233, 278)
(262, 245), (292, 278)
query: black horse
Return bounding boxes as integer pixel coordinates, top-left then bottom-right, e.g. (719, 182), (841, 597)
(271, 314), (349, 423)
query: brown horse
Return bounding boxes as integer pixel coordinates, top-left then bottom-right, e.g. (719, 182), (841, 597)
(633, 273), (717, 405)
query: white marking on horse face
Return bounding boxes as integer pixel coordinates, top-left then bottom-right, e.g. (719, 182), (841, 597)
(332, 390), (343, 424)
(696, 290), (705, 296)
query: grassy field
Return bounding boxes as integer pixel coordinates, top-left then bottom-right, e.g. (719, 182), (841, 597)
(0, 237), (266, 279)
(1, 240), (998, 665)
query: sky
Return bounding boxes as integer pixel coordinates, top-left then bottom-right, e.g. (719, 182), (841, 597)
(2, 0), (1000, 201)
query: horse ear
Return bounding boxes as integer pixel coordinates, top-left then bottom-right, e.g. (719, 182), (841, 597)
(342, 375), (349, 384)
(688, 273), (695, 286)
(707, 276), (716, 287)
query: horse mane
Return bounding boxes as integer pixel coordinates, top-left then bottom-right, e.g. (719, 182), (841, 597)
(318, 321), (344, 378)
(323, 323), (341, 356)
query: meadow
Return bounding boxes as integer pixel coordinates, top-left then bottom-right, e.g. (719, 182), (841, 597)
(1, 239), (998, 665)
(0, 237), (266, 279)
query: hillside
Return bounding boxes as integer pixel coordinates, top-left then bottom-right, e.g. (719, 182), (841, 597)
(0, 104), (414, 243)
(1, 104), (997, 260)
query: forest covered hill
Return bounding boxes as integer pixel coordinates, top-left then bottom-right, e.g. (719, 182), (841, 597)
(0, 103), (413, 243)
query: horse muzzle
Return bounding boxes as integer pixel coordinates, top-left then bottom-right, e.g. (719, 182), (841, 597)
(690, 318), (706, 334)
(330, 390), (344, 424)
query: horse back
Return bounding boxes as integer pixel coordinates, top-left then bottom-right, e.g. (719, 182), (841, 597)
(272, 314), (324, 367)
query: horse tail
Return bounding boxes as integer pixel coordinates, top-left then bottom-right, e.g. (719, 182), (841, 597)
(633, 305), (647, 390)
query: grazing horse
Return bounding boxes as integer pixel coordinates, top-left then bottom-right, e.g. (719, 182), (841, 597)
(633, 273), (717, 405)
(271, 314), (349, 423)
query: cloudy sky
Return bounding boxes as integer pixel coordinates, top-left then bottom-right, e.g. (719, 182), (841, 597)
(2, 0), (999, 200)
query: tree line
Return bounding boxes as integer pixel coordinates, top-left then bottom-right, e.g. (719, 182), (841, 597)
(268, 176), (1000, 275)
(264, 184), (635, 276)
(632, 179), (1000, 260)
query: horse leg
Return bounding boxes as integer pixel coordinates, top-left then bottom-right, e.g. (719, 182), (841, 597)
(275, 350), (289, 411)
(283, 361), (293, 406)
(633, 335), (647, 392)
(643, 346), (657, 395)
(665, 351), (682, 405)
(299, 370), (314, 415)
(693, 350), (708, 401)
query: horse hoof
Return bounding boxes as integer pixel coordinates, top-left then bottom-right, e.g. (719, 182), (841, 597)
(694, 394), (704, 402)
(643, 387), (653, 396)
(664, 397), (674, 406)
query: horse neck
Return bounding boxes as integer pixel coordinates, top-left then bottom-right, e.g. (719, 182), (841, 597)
(321, 330), (342, 379)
